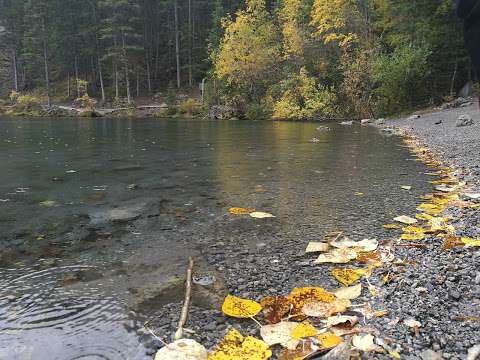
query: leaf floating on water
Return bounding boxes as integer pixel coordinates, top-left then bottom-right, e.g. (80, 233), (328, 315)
(221, 295), (262, 318)
(154, 339), (208, 360)
(260, 321), (299, 350)
(333, 284), (362, 300)
(305, 242), (329, 253)
(39, 200), (59, 207)
(394, 215), (417, 225)
(250, 211), (275, 219)
(229, 207), (255, 215)
(318, 332), (343, 349)
(209, 329), (272, 360)
(314, 248), (358, 264)
(331, 268), (368, 286)
(260, 296), (292, 324)
(383, 224), (400, 230)
(290, 321), (318, 340)
(401, 185), (412, 190)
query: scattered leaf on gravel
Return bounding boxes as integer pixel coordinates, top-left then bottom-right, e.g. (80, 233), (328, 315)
(383, 224), (400, 230)
(154, 339), (208, 360)
(325, 315), (358, 327)
(318, 332), (343, 349)
(321, 342), (353, 360)
(290, 321), (318, 339)
(209, 329), (272, 360)
(352, 334), (379, 352)
(400, 233), (425, 241)
(331, 268), (369, 286)
(394, 215), (417, 224)
(260, 296), (292, 324)
(465, 193), (480, 200)
(442, 236), (464, 250)
(401, 186), (412, 190)
(222, 295), (262, 318)
(315, 248), (358, 264)
(305, 242), (329, 253)
(402, 226), (426, 234)
(462, 237), (480, 247)
(356, 251), (381, 265)
(277, 340), (318, 360)
(333, 284), (362, 300)
(250, 211), (275, 219)
(288, 287), (335, 318)
(435, 185), (457, 193)
(302, 299), (351, 318)
(229, 207), (255, 215)
(330, 238), (378, 252)
(260, 322), (299, 350)
(404, 319), (421, 336)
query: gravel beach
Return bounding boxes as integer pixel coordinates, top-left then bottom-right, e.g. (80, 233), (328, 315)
(143, 107), (480, 360)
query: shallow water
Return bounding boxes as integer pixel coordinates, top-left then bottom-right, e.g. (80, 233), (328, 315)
(0, 117), (431, 359)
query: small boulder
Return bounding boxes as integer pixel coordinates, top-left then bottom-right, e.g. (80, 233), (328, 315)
(375, 118), (386, 125)
(360, 119), (372, 125)
(456, 114), (474, 127)
(408, 114), (421, 120)
(340, 120), (353, 126)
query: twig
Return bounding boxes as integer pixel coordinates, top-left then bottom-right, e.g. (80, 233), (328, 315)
(174, 257), (194, 340)
(144, 322), (168, 347)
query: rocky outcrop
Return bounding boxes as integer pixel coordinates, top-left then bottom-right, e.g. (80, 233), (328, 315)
(208, 105), (238, 120)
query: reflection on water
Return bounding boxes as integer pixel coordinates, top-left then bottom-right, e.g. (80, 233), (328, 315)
(0, 117), (431, 359)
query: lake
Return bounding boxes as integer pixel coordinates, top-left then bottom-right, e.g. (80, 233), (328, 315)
(0, 117), (431, 359)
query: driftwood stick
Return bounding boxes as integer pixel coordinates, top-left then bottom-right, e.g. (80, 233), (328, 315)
(174, 257), (194, 340)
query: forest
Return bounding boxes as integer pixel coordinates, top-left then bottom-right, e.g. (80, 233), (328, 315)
(0, 0), (474, 119)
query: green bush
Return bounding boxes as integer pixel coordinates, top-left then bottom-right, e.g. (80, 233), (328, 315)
(178, 98), (202, 116)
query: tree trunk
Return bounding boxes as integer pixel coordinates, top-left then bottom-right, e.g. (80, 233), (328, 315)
(174, 0), (181, 89)
(75, 55), (80, 98)
(42, 19), (51, 108)
(98, 58), (105, 104)
(67, 72), (70, 98)
(12, 49), (18, 91)
(188, 0), (193, 87)
(122, 34), (131, 104)
(136, 66), (140, 97)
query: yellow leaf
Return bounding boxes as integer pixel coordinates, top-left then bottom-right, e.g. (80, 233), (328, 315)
(305, 242), (329, 253)
(260, 322), (299, 350)
(402, 226), (425, 234)
(331, 268), (368, 286)
(333, 284), (362, 300)
(229, 207), (255, 215)
(301, 299), (351, 318)
(288, 287), (335, 319)
(400, 233), (425, 241)
(416, 213), (433, 221)
(314, 247), (358, 264)
(461, 237), (480, 247)
(389, 350), (401, 359)
(209, 329), (272, 360)
(383, 224), (400, 230)
(317, 332), (343, 349)
(417, 203), (441, 211)
(290, 321), (318, 340)
(221, 295), (262, 318)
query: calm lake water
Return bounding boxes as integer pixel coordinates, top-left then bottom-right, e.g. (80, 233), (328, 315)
(0, 117), (431, 359)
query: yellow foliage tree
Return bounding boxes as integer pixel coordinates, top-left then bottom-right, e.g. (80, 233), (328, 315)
(310, 0), (360, 47)
(214, 0), (281, 92)
(278, 0), (307, 60)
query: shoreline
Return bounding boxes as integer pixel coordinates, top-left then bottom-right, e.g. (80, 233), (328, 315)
(145, 106), (479, 359)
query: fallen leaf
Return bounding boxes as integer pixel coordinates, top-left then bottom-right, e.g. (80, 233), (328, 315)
(465, 193), (480, 200)
(209, 329), (272, 360)
(325, 315), (358, 327)
(352, 334), (380, 352)
(260, 296), (292, 324)
(435, 185), (457, 193)
(229, 207), (255, 215)
(250, 211), (275, 219)
(356, 251), (381, 265)
(321, 342), (352, 360)
(277, 340), (318, 360)
(314, 248), (358, 264)
(288, 287), (335, 319)
(401, 185), (412, 190)
(333, 284), (362, 300)
(305, 242), (329, 253)
(368, 284), (381, 297)
(318, 332), (343, 349)
(442, 236), (464, 250)
(404, 318), (421, 336)
(154, 339), (207, 360)
(39, 200), (59, 207)
(290, 321), (318, 339)
(301, 299), (351, 318)
(394, 215), (417, 225)
(330, 238), (378, 252)
(402, 226), (426, 234)
(260, 322), (299, 350)
(400, 233), (425, 241)
(222, 295), (262, 318)
(331, 268), (369, 286)
(354, 305), (388, 319)
(462, 237), (480, 247)
(383, 224), (400, 230)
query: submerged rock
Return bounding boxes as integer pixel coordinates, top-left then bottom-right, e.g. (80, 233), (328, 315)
(456, 114), (474, 127)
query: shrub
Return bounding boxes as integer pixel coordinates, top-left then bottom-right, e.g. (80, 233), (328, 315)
(245, 102), (269, 120)
(178, 98), (202, 116)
